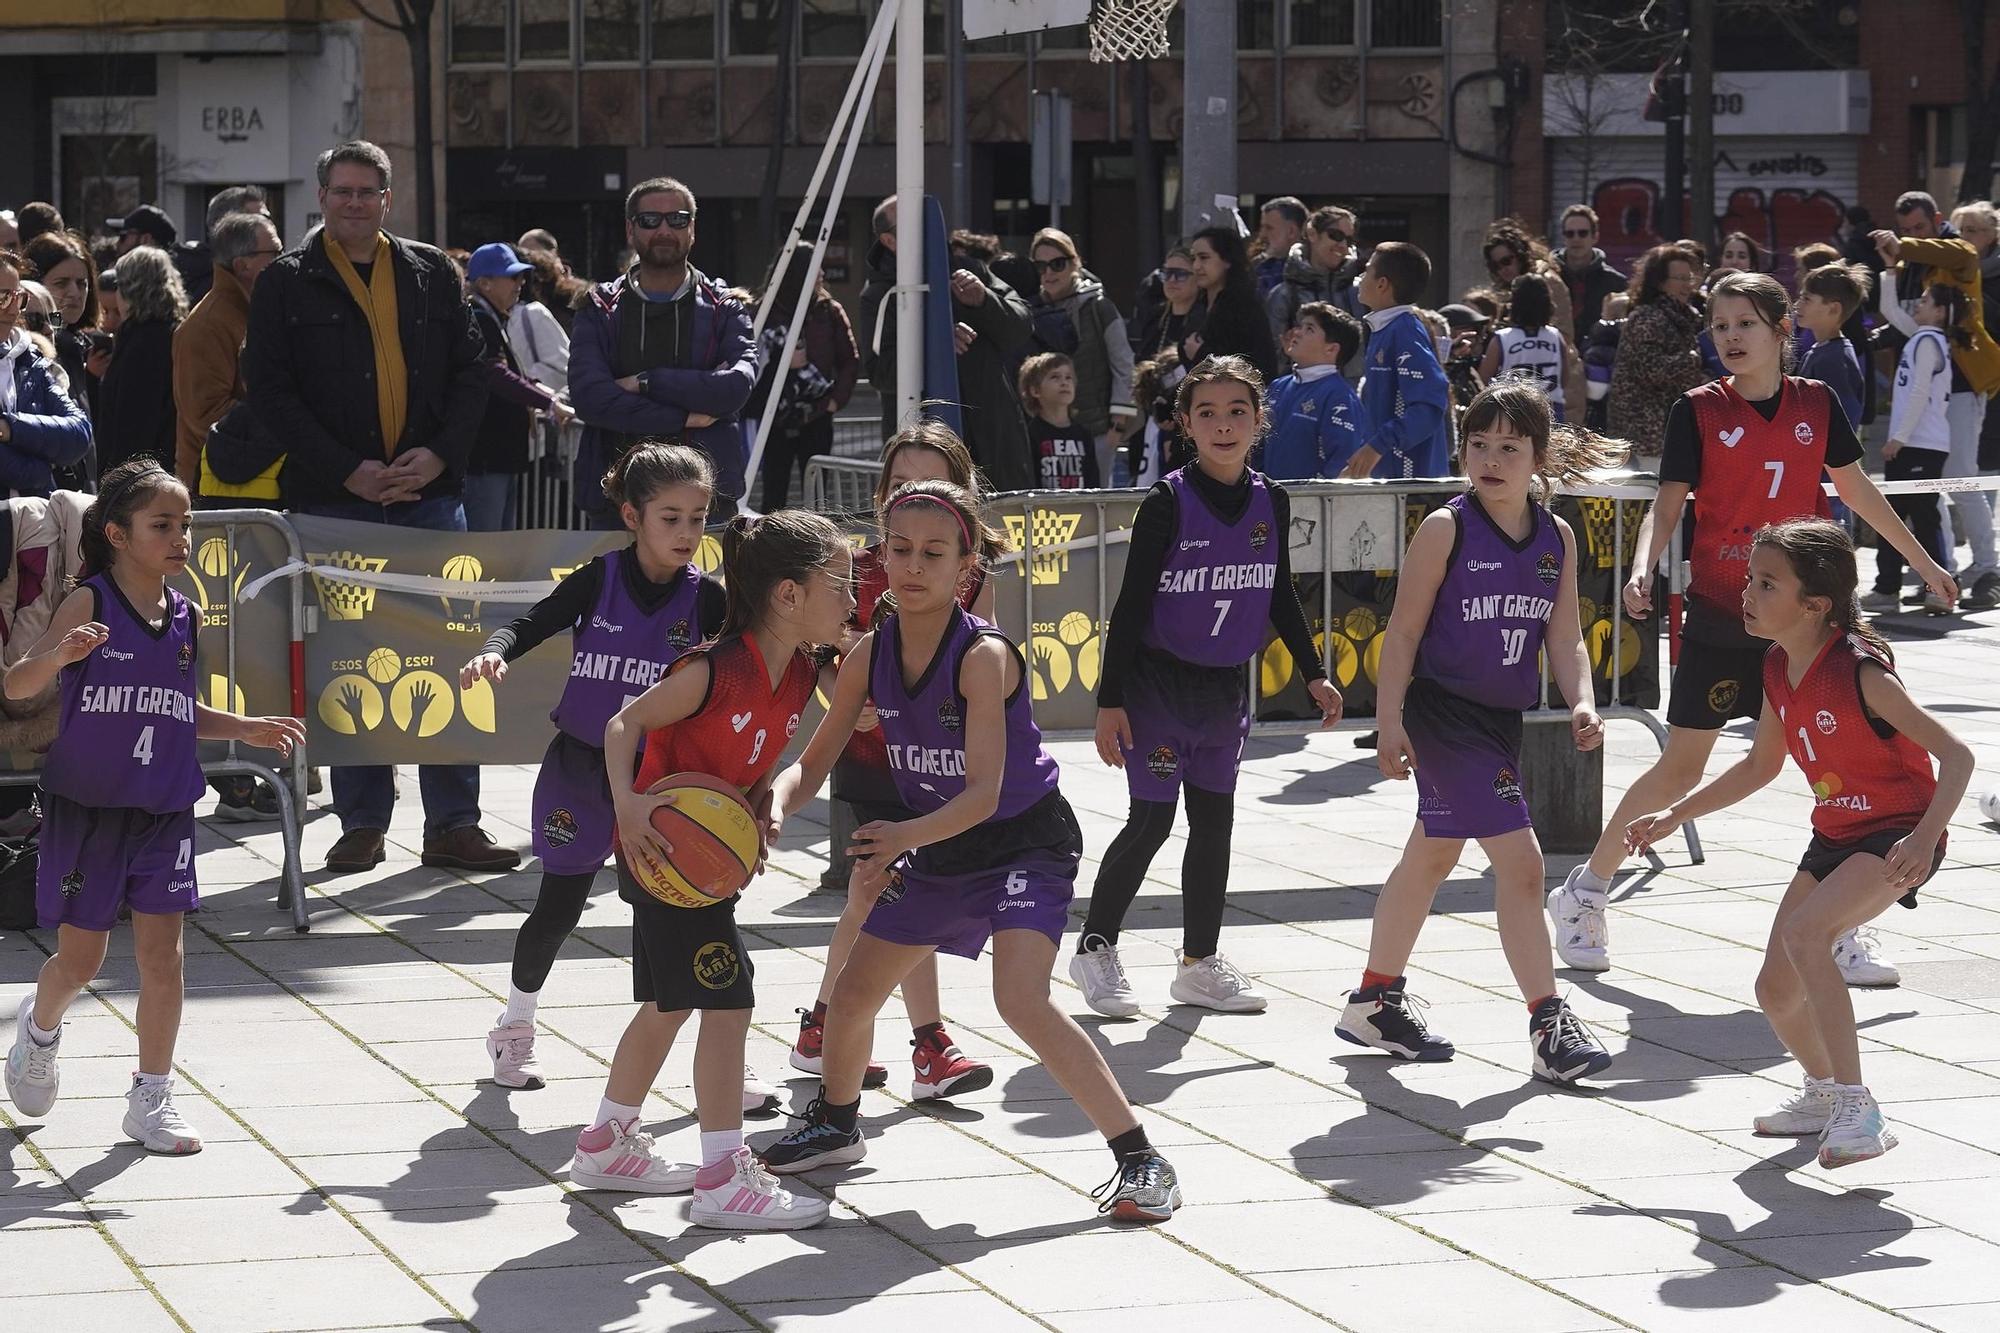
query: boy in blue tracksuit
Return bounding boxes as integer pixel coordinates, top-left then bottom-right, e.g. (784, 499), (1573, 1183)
(1348, 242), (1452, 479)
(1263, 303), (1369, 479)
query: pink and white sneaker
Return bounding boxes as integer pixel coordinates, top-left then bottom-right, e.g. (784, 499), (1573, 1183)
(487, 1020), (545, 1090)
(569, 1119), (697, 1193)
(690, 1145), (829, 1230)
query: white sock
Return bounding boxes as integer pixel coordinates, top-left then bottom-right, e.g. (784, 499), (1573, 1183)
(1571, 867), (1611, 901)
(26, 1013), (59, 1046)
(133, 1070), (170, 1087)
(594, 1097), (642, 1130)
(699, 1128), (743, 1167)
(501, 986), (539, 1028)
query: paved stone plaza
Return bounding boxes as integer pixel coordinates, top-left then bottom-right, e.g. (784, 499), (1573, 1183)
(4, 613), (1998, 1332)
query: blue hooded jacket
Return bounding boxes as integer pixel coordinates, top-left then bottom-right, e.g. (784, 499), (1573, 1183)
(1262, 367), (1368, 479)
(0, 332), (93, 496)
(1360, 308), (1451, 478)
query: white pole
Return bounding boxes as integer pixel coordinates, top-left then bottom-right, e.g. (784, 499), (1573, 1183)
(893, 0), (925, 430)
(739, 10), (899, 512)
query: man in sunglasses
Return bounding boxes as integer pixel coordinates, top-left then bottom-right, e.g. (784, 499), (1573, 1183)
(1266, 205), (1368, 377)
(1553, 204), (1626, 345)
(569, 175), (756, 514)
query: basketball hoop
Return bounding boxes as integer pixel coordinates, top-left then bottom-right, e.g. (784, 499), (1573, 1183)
(1088, 0), (1175, 61)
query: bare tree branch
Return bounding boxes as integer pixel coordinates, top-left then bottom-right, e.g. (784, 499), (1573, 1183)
(347, 0), (407, 33)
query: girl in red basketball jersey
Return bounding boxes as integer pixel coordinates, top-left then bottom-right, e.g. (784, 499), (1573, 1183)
(791, 423), (997, 1100)
(1550, 271), (1957, 977)
(566, 511), (854, 1231)
(1629, 519), (1970, 1167)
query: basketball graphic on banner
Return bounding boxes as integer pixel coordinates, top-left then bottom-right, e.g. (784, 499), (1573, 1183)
(366, 647), (403, 684)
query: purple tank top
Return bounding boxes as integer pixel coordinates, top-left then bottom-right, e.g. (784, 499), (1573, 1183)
(871, 606), (1061, 819)
(1416, 493), (1566, 710)
(43, 575), (205, 815)
(1140, 467), (1279, 667)
(550, 550), (704, 745)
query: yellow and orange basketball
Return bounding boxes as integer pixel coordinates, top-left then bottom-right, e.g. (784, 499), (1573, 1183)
(625, 773), (765, 909)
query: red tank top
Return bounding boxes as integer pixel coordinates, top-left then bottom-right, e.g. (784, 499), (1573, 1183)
(632, 634), (818, 795)
(1763, 633), (1936, 843)
(840, 543), (986, 770)
(1686, 377), (1834, 617)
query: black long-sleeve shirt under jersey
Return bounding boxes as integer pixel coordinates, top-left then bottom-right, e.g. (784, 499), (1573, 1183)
(481, 552), (727, 663)
(1097, 465), (1326, 708)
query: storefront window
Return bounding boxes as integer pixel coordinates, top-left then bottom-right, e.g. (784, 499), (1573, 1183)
(585, 0), (643, 61)
(518, 0), (574, 62)
(1371, 0), (1442, 49)
(1289, 0), (1356, 47)
(651, 0), (716, 60)
(802, 0), (868, 57)
(449, 0), (506, 64)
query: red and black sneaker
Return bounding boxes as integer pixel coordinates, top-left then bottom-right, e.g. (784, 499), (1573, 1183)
(789, 1008), (887, 1088)
(911, 1025), (994, 1101)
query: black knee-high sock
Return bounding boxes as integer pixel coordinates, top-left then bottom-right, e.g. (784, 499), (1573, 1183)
(1179, 784), (1235, 960)
(1078, 797), (1179, 949)
(510, 871), (599, 993)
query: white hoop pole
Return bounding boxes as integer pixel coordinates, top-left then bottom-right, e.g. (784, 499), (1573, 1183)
(894, 0), (926, 429)
(739, 4), (899, 511)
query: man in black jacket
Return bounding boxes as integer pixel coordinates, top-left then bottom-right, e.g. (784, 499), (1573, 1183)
(1553, 204), (1627, 344)
(242, 139), (515, 875)
(463, 242), (570, 530)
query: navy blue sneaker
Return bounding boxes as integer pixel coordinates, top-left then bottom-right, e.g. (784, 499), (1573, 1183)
(759, 1097), (866, 1175)
(1335, 980), (1455, 1061)
(1530, 995), (1612, 1085)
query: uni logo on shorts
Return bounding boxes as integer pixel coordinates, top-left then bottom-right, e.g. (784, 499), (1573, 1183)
(693, 941), (741, 990)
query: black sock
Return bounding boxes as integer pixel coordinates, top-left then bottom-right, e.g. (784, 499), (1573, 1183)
(807, 1000), (828, 1026)
(822, 1095), (861, 1134)
(1107, 1125), (1152, 1165)
(911, 1020), (944, 1043)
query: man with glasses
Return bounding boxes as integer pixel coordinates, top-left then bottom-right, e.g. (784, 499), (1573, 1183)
(176, 208), (284, 493)
(569, 176), (756, 518)
(1266, 205), (1368, 375)
(0, 249), (93, 497)
(1553, 204), (1626, 345)
(245, 138), (517, 875)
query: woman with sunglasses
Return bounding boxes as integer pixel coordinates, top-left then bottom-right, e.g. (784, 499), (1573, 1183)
(1026, 228), (1137, 487)
(0, 249), (92, 497)
(1181, 227), (1280, 384)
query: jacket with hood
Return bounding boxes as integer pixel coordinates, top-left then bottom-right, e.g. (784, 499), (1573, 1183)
(860, 241), (1037, 491)
(1557, 248), (1627, 344)
(568, 265), (758, 504)
(243, 226), (488, 509)
(1266, 244), (1367, 373)
(1028, 271), (1134, 437)
(1890, 235), (2000, 397)
(468, 294), (560, 477)
(0, 331), (93, 497)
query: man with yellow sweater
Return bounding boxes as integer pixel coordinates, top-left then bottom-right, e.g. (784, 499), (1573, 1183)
(244, 139), (514, 875)
(1876, 196), (2000, 608)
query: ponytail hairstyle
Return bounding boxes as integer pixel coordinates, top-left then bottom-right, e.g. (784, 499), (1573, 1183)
(1751, 518), (1893, 664)
(873, 420), (981, 523)
(1925, 282), (1975, 351)
(78, 458), (189, 582)
(715, 509), (847, 645)
(1707, 269), (1795, 370)
(602, 439), (715, 511)
(1173, 352), (1267, 433)
(1507, 272), (1553, 335)
(875, 478), (1012, 622)
(1460, 378), (1629, 498)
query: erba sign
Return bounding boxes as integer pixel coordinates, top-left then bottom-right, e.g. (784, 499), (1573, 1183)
(174, 57), (289, 178)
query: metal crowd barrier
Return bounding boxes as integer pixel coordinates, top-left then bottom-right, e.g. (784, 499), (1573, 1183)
(0, 509), (311, 931)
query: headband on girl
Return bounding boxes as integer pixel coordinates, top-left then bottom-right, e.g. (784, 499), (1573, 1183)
(886, 492), (974, 552)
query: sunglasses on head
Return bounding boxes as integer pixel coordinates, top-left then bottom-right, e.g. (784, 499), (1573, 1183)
(1031, 255), (1073, 274)
(1161, 267), (1194, 281)
(631, 209), (694, 232)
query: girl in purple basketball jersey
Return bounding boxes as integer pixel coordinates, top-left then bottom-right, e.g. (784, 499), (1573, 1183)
(1072, 355), (1343, 1018)
(760, 480), (1183, 1222)
(461, 443), (727, 1093)
(1335, 381), (1623, 1086)
(3, 461), (304, 1153)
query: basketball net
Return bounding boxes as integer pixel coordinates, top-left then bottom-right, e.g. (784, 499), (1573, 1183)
(1088, 0), (1175, 61)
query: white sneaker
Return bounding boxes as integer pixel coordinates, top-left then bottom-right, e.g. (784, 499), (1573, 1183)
(569, 1118), (697, 1192)
(1754, 1075), (1838, 1136)
(1859, 589), (1900, 613)
(123, 1077), (202, 1155)
(486, 1020), (545, 1090)
(1818, 1084), (1898, 1168)
(1834, 927), (1900, 987)
(742, 1064), (781, 1115)
(1169, 954), (1267, 1013)
(691, 1145), (829, 1230)
(1547, 869), (1610, 972)
(5, 997), (60, 1118)
(1069, 936), (1140, 1018)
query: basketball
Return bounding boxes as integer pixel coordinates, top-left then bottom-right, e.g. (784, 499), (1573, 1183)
(1058, 610), (1093, 645)
(366, 647), (403, 684)
(624, 773), (764, 909)
(1981, 789), (2000, 825)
